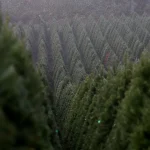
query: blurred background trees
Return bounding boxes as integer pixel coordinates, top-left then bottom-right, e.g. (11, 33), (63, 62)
(1, 0), (150, 23)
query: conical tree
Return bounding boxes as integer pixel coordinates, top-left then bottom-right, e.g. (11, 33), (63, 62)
(0, 18), (57, 150)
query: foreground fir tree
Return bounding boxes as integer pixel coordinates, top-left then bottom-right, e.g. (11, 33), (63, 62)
(64, 52), (150, 150)
(105, 52), (150, 150)
(0, 18), (60, 150)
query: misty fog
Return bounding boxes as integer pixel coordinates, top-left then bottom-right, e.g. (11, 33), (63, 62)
(1, 0), (150, 24)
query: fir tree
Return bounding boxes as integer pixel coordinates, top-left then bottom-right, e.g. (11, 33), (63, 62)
(0, 18), (57, 150)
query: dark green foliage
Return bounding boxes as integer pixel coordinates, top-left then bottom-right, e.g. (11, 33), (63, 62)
(64, 59), (133, 150)
(63, 52), (150, 150)
(0, 20), (60, 150)
(105, 52), (150, 150)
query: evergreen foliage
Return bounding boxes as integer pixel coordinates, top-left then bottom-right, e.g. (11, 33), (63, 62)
(0, 18), (61, 150)
(64, 52), (150, 150)
(13, 14), (150, 76)
(72, 16), (102, 74)
(2, 8), (150, 150)
(50, 22), (74, 130)
(59, 19), (86, 83)
(105, 52), (150, 150)
(86, 15), (118, 69)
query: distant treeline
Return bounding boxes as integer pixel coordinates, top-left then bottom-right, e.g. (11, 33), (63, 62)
(1, 0), (150, 23)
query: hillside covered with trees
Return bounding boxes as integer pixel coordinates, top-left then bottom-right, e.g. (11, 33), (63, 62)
(1, 0), (150, 150)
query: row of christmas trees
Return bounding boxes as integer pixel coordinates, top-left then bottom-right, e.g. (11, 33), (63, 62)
(12, 13), (150, 84)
